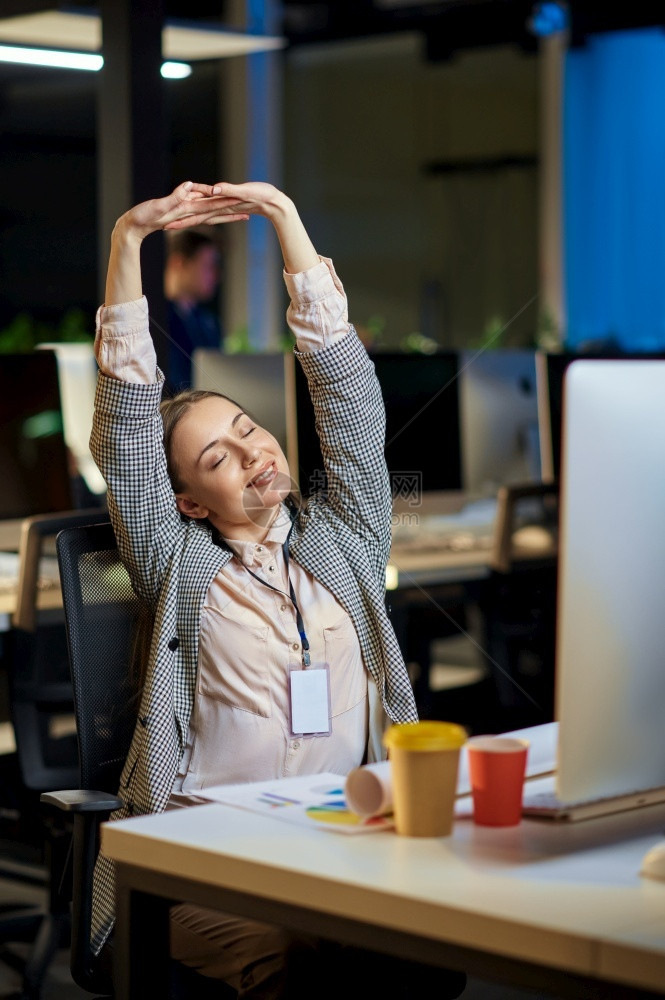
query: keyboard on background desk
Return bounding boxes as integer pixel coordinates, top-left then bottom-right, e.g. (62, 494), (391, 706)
(391, 496), (498, 556)
(0, 552), (20, 594)
(0, 551), (61, 596)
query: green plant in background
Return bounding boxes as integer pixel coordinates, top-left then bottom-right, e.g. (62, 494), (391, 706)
(225, 314), (388, 354)
(279, 329), (296, 352)
(482, 314), (507, 348)
(359, 314), (386, 350)
(400, 331), (439, 354)
(225, 326), (297, 354)
(55, 307), (93, 343)
(465, 314), (507, 351)
(0, 307), (93, 353)
(366, 314), (385, 343)
(536, 306), (562, 351)
(0, 314), (36, 353)
(224, 325), (255, 355)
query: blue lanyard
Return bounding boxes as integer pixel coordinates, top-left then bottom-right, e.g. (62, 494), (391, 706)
(240, 535), (311, 668)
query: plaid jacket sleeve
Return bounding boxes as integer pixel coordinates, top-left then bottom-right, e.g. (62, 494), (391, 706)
(90, 371), (184, 604)
(296, 329), (391, 583)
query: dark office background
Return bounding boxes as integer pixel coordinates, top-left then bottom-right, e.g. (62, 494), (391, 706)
(1, 0), (665, 349)
(0, 46), (220, 328)
(1, 7), (664, 995)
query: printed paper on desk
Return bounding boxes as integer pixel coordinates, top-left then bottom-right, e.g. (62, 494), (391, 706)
(198, 772), (394, 834)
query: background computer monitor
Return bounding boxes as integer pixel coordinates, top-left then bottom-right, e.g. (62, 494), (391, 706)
(537, 350), (665, 482)
(459, 349), (540, 494)
(194, 348), (539, 502)
(556, 359), (665, 803)
(38, 342), (105, 497)
(193, 350), (290, 454)
(292, 352), (461, 497)
(0, 352), (73, 519)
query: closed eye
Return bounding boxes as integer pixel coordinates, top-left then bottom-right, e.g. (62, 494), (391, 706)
(212, 453), (228, 469)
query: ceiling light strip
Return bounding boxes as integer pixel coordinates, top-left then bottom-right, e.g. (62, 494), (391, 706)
(0, 44), (191, 77)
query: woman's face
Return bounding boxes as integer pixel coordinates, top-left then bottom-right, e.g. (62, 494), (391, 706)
(170, 395), (292, 538)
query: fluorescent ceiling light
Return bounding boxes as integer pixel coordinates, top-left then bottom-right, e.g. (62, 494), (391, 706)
(161, 61), (192, 79)
(0, 43), (102, 71)
(0, 9), (285, 60)
(0, 43), (191, 77)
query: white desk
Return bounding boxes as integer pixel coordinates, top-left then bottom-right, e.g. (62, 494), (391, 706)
(103, 798), (665, 999)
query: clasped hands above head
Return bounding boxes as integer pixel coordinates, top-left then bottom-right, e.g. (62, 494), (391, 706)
(118, 180), (294, 246)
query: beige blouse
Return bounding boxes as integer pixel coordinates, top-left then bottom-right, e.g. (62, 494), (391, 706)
(94, 258), (384, 803)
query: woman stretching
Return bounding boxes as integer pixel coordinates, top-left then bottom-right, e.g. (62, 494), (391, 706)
(90, 180), (464, 998)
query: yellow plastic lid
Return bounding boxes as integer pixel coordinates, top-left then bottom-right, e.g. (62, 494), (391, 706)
(383, 721), (467, 752)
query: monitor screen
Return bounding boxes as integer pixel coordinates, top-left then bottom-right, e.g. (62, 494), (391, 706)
(193, 349), (289, 453)
(0, 351), (73, 519)
(537, 350), (665, 482)
(556, 359), (665, 803)
(293, 351), (461, 498)
(38, 342), (105, 497)
(459, 349), (540, 494)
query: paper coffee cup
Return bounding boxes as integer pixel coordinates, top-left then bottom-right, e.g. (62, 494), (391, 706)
(383, 722), (467, 837)
(466, 735), (529, 827)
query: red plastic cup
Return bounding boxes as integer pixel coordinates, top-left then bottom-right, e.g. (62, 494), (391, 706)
(467, 736), (529, 827)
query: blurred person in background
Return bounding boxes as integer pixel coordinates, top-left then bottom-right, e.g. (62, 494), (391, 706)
(164, 228), (223, 389)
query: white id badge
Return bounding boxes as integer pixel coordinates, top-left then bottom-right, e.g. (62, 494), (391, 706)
(288, 663), (332, 737)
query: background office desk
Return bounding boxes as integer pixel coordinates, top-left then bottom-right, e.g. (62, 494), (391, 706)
(103, 799), (665, 999)
(0, 516), (75, 631)
(388, 489), (558, 726)
(0, 591), (62, 633)
(0, 570), (62, 633)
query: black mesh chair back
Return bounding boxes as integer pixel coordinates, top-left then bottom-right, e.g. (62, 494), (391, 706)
(10, 510), (109, 795)
(52, 523), (228, 998)
(56, 522), (142, 796)
(50, 522), (143, 994)
(0, 510), (107, 999)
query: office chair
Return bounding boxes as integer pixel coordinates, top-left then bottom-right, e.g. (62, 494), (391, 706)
(481, 482), (559, 727)
(0, 509), (106, 1000)
(43, 522), (228, 999)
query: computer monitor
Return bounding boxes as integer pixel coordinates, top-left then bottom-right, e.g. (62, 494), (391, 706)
(536, 350), (665, 482)
(459, 349), (540, 494)
(292, 352), (462, 498)
(0, 351), (73, 519)
(193, 350), (290, 454)
(38, 342), (106, 497)
(555, 359), (665, 803)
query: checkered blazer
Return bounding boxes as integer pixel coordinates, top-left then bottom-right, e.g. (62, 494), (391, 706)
(88, 327), (418, 954)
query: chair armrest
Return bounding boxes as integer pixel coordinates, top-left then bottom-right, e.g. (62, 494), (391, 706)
(490, 482), (558, 573)
(41, 789), (124, 813)
(41, 787), (123, 993)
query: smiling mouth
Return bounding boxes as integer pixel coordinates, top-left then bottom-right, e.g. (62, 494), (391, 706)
(248, 463), (277, 489)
